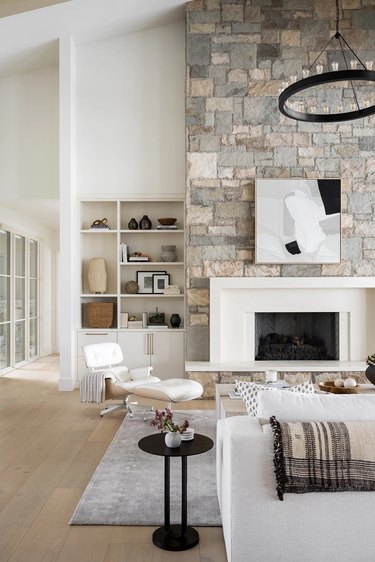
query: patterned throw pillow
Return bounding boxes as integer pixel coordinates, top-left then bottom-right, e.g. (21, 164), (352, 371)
(235, 379), (315, 417)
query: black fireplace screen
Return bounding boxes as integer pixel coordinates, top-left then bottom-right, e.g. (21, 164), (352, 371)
(255, 312), (339, 361)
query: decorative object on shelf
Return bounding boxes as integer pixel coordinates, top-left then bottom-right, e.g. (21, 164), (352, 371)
(87, 258), (107, 293)
(148, 307), (165, 325)
(139, 215), (152, 230)
(136, 270), (166, 294)
(164, 285), (180, 295)
(151, 408), (189, 448)
(160, 245), (177, 262)
(120, 312), (128, 328)
(119, 243), (128, 263)
(128, 217), (138, 230)
(157, 217), (177, 226)
(279, 0), (375, 123)
(170, 313), (181, 329)
(366, 354), (375, 386)
(89, 218), (110, 230)
(142, 312), (148, 328)
(256, 179), (341, 264)
(128, 252), (151, 262)
(127, 320), (143, 328)
(124, 280), (139, 294)
(152, 273), (170, 294)
(85, 302), (114, 328)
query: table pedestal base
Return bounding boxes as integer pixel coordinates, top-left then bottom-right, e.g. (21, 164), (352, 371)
(152, 525), (199, 551)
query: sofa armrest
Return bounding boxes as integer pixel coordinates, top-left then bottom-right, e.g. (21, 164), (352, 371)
(217, 416), (275, 562)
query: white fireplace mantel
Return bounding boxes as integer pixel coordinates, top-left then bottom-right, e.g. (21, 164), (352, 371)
(204, 277), (375, 372)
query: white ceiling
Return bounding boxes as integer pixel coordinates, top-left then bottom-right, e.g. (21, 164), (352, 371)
(0, 0), (187, 231)
(0, 0), (187, 76)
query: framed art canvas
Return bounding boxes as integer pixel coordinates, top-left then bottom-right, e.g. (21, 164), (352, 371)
(255, 179), (341, 264)
(136, 270), (166, 294)
(152, 273), (170, 294)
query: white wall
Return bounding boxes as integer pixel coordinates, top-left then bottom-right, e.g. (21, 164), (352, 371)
(0, 203), (59, 357)
(77, 21), (185, 197)
(0, 66), (59, 198)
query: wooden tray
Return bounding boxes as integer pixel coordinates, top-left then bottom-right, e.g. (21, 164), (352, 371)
(318, 381), (358, 394)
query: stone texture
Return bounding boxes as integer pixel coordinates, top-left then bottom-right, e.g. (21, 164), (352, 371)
(187, 289), (209, 307)
(186, 0), (375, 362)
(187, 153), (217, 179)
(190, 79), (214, 97)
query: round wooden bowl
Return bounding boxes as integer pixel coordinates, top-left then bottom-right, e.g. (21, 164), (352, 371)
(158, 217), (177, 226)
(318, 381), (358, 394)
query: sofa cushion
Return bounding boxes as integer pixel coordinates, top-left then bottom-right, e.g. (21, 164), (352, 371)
(257, 390), (375, 421)
(235, 379), (314, 417)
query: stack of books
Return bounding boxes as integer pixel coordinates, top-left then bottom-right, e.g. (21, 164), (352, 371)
(156, 224), (177, 230)
(164, 285), (180, 295)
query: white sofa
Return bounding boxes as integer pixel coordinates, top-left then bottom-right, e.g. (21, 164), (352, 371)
(216, 391), (375, 562)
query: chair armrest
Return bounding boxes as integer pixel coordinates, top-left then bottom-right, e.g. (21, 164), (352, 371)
(129, 366), (154, 380)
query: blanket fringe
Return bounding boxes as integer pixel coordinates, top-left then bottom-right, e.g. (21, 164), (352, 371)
(269, 416), (286, 501)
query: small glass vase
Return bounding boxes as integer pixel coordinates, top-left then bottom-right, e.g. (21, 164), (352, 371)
(165, 431), (181, 448)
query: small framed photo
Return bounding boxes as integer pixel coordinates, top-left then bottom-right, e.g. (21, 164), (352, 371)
(152, 273), (170, 294)
(136, 270), (166, 294)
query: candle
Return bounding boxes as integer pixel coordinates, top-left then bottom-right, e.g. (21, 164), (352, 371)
(265, 370), (278, 383)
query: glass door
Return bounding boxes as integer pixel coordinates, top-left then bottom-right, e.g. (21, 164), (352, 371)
(0, 229), (40, 373)
(15, 235), (26, 365)
(0, 230), (10, 370)
(29, 239), (39, 358)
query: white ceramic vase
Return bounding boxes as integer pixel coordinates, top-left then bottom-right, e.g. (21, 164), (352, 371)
(165, 431), (182, 448)
(88, 258), (107, 294)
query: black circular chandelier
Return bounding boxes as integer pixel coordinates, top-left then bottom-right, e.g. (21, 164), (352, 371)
(278, 0), (375, 123)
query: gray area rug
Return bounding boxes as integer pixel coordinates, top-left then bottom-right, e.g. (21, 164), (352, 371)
(70, 410), (221, 526)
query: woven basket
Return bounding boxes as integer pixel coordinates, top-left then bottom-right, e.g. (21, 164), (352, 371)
(86, 302), (114, 328)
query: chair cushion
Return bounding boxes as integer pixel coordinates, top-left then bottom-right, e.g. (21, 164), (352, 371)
(120, 375), (161, 392)
(132, 378), (203, 402)
(83, 342), (123, 369)
(104, 366), (131, 382)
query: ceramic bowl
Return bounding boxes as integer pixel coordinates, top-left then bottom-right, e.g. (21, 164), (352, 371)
(158, 217), (177, 226)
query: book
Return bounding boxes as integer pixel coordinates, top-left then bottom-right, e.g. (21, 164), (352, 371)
(156, 225), (177, 230)
(119, 243), (128, 263)
(120, 312), (128, 328)
(128, 256), (150, 262)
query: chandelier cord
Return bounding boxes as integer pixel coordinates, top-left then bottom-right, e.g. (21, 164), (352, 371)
(338, 35), (361, 111)
(336, 0), (340, 35)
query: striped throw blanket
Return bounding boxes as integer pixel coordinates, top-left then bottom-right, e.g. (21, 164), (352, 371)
(80, 372), (115, 404)
(270, 416), (375, 501)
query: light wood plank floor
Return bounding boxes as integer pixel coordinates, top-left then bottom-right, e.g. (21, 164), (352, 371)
(0, 356), (227, 562)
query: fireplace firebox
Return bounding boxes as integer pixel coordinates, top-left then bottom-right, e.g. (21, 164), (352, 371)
(255, 312), (339, 361)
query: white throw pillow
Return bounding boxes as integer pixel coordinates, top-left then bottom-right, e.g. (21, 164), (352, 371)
(235, 379), (315, 417)
(257, 390), (375, 422)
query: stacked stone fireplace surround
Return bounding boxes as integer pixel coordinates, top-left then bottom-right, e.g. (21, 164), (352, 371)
(184, 0), (375, 398)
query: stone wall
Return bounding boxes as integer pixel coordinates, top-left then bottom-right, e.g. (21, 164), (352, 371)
(186, 0), (375, 361)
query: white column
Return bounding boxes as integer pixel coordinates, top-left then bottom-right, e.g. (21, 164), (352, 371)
(58, 36), (78, 391)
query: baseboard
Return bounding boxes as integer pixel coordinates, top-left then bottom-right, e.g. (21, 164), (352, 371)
(58, 378), (77, 391)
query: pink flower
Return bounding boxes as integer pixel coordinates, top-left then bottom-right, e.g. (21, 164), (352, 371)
(151, 408), (189, 433)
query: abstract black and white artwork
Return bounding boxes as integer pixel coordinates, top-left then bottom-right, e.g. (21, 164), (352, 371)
(255, 179), (341, 264)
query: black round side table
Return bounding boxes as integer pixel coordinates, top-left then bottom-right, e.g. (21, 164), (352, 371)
(138, 432), (213, 551)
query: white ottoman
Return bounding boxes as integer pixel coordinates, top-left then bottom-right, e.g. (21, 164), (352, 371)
(133, 378), (203, 403)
